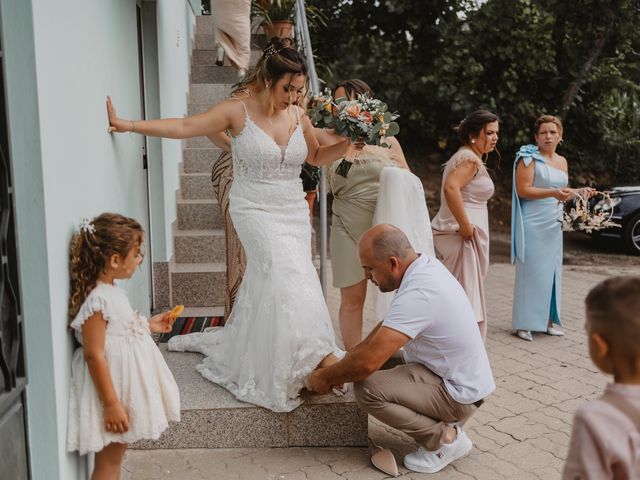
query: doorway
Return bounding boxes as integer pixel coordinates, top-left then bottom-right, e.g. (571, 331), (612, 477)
(0, 29), (30, 479)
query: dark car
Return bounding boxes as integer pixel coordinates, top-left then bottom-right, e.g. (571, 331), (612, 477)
(592, 186), (640, 255)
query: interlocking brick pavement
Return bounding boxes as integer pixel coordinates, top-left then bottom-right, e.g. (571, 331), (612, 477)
(123, 262), (640, 479)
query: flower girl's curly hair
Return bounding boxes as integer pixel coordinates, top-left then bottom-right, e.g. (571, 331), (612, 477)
(68, 213), (144, 322)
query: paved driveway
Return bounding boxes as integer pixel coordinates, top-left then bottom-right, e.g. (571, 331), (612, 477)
(123, 263), (640, 479)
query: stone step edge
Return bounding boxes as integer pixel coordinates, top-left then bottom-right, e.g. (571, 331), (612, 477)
(173, 226), (224, 237)
(179, 164), (212, 177)
(175, 190), (218, 205)
(169, 261), (226, 274)
(180, 306), (224, 318)
(130, 401), (368, 449)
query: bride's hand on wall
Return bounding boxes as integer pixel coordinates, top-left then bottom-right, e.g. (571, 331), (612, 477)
(106, 95), (130, 133)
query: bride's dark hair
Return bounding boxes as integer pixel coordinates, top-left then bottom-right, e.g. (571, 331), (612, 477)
(332, 79), (374, 100)
(236, 38), (308, 94)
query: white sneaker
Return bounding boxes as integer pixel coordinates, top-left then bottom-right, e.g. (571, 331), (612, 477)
(403, 426), (472, 474)
(546, 326), (565, 336)
(516, 330), (533, 342)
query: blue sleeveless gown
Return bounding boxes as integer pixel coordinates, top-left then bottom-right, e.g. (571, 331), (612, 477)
(511, 145), (568, 332)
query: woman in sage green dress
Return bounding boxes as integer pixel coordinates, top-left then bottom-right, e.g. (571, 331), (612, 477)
(316, 79), (411, 350)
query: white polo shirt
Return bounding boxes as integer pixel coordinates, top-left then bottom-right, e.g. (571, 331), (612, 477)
(382, 255), (495, 404)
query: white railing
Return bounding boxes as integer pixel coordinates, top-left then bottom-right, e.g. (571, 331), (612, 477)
(294, 0), (329, 297)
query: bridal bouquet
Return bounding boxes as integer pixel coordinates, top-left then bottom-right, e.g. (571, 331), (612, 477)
(333, 93), (400, 148)
(308, 89), (335, 129)
(561, 190), (620, 233)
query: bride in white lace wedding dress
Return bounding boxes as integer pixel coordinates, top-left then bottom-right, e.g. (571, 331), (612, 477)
(168, 101), (343, 411)
(107, 39), (354, 412)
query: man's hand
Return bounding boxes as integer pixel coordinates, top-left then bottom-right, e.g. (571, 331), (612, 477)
(309, 368), (333, 395)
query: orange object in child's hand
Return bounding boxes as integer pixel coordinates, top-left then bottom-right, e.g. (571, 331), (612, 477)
(170, 305), (184, 319)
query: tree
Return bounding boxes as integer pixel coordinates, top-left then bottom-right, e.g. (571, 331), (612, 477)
(308, 0), (640, 182)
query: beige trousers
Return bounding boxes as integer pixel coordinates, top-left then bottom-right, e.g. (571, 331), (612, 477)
(354, 361), (479, 450)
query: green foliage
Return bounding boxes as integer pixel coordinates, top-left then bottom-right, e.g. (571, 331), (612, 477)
(251, 1), (327, 28)
(251, 0), (297, 23)
(307, 0), (640, 183)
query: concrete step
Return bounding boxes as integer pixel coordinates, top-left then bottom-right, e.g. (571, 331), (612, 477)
(132, 344), (368, 449)
(176, 193), (222, 230)
(181, 306), (225, 318)
(170, 261), (226, 307)
(186, 135), (216, 149)
(191, 64), (240, 84)
(188, 83), (233, 105)
(174, 227), (226, 264)
(180, 170), (215, 200)
(192, 48), (262, 68)
(183, 147), (221, 174)
(195, 14), (215, 35)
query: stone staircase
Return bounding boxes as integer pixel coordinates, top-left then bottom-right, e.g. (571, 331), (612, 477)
(139, 15), (367, 450)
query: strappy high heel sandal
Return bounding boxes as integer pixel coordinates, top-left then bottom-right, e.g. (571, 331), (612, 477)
(215, 43), (224, 66)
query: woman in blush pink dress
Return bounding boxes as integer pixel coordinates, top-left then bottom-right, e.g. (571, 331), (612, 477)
(431, 110), (499, 341)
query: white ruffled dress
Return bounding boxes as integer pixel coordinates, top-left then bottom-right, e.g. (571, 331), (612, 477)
(66, 282), (180, 455)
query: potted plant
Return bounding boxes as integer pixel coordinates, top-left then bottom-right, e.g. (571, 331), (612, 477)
(252, 0), (296, 40)
(252, 1), (327, 41)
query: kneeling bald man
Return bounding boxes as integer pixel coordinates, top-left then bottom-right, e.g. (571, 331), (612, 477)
(310, 224), (495, 474)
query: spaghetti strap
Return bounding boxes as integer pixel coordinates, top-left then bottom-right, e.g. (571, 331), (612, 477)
(231, 97), (249, 118)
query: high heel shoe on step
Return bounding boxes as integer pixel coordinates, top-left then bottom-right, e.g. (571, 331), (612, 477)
(215, 44), (224, 66)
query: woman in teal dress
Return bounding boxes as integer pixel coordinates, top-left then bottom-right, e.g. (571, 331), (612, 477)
(511, 115), (594, 341)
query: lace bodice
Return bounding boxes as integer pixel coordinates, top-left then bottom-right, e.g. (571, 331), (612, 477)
(231, 103), (308, 181)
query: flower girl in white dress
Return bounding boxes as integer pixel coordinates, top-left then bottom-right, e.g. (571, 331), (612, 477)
(66, 213), (180, 479)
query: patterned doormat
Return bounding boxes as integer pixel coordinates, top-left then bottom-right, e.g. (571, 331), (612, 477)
(158, 316), (224, 343)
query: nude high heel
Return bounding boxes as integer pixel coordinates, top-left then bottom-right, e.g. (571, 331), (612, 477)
(215, 44), (224, 66)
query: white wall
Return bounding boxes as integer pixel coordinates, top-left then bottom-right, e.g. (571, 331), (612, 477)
(30, 0), (151, 477)
(4, 1), (196, 476)
(156, 0), (196, 260)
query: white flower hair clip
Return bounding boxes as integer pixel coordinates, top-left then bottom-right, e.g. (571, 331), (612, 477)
(79, 217), (95, 234)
